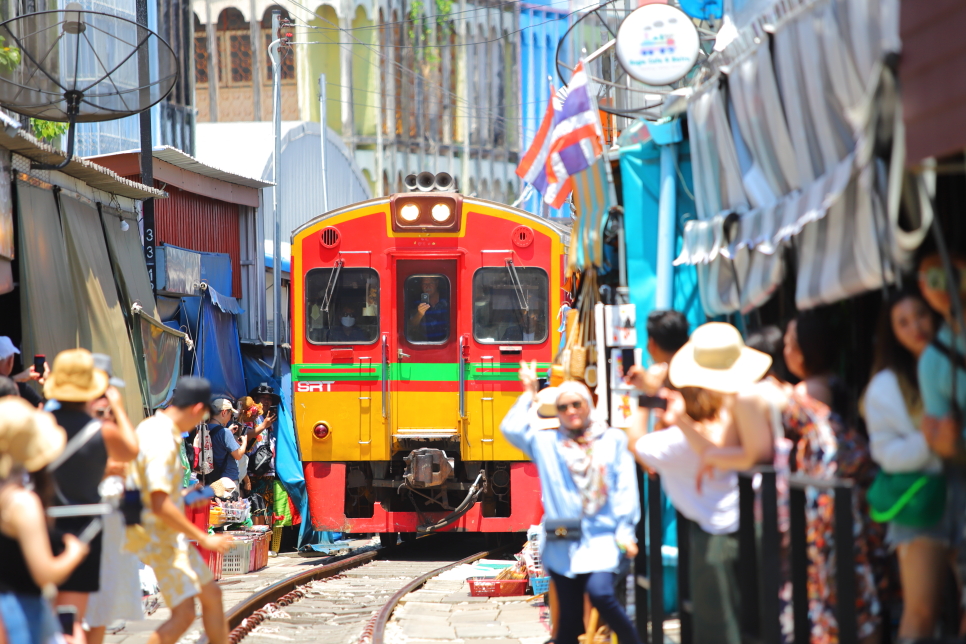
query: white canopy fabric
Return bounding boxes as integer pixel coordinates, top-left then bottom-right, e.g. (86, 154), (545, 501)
(678, 0), (926, 314)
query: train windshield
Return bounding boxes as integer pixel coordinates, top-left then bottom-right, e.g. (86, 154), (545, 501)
(305, 267), (379, 344)
(472, 267), (549, 343)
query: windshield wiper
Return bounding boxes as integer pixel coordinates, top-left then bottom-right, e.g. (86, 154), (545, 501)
(320, 259), (344, 316)
(505, 259), (529, 312)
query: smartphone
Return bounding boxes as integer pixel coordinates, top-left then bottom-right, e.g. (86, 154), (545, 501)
(621, 348), (635, 377)
(33, 354), (45, 374)
(56, 606), (77, 635)
(421, 293), (429, 303)
(638, 394), (668, 411)
(184, 486), (215, 506)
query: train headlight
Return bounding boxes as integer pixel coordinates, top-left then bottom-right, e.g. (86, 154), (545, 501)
(313, 422), (330, 440)
(399, 203), (420, 222)
(431, 203), (451, 222)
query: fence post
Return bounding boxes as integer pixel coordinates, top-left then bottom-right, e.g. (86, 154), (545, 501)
(676, 511), (692, 644)
(737, 474), (759, 640)
(759, 470), (781, 644)
(790, 486), (809, 644)
(648, 474), (664, 644)
(834, 484), (857, 644)
(635, 466), (649, 638)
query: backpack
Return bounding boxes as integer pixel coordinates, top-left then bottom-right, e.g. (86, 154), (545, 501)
(250, 441), (273, 477)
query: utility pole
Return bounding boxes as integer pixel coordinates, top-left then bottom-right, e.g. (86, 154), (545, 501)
(269, 10), (283, 377)
(249, 0), (262, 120)
(204, 0), (219, 122)
(319, 74), (329, 212)
(136, 0), (156, 292)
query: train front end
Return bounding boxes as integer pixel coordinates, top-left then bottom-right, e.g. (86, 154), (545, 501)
(291, 178), (566, 538)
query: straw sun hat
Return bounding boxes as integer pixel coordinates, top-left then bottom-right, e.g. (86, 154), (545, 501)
(529, 386), (560, 430)
(0, 396), (66, 475)
(43, 349), (109, 403)
(669, 322), (772, 394)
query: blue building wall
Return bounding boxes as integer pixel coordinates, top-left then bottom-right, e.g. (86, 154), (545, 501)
(519, 3), (570, 219)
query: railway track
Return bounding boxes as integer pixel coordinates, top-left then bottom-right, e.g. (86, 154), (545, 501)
(203, 535), (522, 644)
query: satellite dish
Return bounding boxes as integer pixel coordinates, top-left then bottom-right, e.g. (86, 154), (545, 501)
(0, 5), (178, 169)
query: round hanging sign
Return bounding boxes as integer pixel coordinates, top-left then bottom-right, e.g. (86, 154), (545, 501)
(615, 4), (700, 86)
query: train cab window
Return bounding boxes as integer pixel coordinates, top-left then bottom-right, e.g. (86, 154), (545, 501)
(404, 274), (451, 344)
(472, 267), (549, 343)
(305, 268), (379, 344)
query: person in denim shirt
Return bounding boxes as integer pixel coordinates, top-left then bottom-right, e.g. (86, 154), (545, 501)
(501, 362), (641, 644)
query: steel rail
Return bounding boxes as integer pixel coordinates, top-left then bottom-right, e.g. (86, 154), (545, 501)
(364, 545), (511, 644)
(197, 549), (379, 644)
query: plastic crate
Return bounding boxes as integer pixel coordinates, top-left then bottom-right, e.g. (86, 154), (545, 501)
(222, 538), (252, 575)
(191, 541), (223, 581)
(247, 532), (270, 572)
(467, 577), (530, 597)
(530, 576), (551, 595)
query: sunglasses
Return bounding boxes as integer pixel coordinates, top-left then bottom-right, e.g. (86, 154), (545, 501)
(556, 400), (584, 412)
(920, 266), (966, 294)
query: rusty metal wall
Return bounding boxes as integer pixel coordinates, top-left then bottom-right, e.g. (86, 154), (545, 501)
(127, 175), (242, 297)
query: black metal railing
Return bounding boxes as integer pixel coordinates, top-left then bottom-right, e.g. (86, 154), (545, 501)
(633, 466), (858, 644)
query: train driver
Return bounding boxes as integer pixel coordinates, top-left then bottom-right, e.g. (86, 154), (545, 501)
(408, 276), (449, 342)
(329, 304), (369, 342)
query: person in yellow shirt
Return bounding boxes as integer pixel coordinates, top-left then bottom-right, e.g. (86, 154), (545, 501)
(126, 377), (232, 644)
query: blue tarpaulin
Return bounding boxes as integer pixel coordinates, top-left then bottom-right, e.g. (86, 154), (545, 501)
(242, 355), (340, 549)
(182, 290), (246, 400)
(620, 139), (703, 613)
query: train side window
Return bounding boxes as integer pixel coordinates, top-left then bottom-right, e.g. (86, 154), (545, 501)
(305, 267), (379, 345)
(472, 267), (549, 344)
(404, 274), (452, 344)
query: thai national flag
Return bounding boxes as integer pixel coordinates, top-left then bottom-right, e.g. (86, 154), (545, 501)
(515, 86), (566, 199)
(544, 62), (603, 209)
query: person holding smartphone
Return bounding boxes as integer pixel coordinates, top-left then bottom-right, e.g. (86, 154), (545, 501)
(205, 398), (245, 486)
(408, 276), (449, 342)
(0, 397), (89, 644)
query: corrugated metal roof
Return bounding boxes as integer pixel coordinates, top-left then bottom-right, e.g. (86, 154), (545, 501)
(89, 145), (274, 189)
(0, 114), (165, 200)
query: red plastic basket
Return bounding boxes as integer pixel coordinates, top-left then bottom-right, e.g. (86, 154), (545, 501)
(191, 541), (223, 581)
(247, 532), (270, 572)
(467, 577), (530, 597)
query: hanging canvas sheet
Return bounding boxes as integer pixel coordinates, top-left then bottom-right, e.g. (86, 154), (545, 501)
(677, 0), (927, 313)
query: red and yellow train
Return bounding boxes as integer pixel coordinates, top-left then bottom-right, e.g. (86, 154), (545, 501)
(290, 173), (568, 540)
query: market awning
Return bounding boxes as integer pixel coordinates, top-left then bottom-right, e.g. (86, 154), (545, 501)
(678, 0), (929, 314)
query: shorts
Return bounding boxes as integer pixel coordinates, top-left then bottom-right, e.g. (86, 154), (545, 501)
(0, 592), (59, 644)
(136, 535), (214, 610)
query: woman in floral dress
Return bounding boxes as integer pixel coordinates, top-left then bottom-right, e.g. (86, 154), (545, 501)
(781, 314), (883, 644)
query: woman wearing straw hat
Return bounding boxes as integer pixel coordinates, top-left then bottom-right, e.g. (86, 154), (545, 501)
(502, 364), (642, 644)
(44, 349), (139, 644)
(0, 397), (90, 644)
(628, 322), (775, 644)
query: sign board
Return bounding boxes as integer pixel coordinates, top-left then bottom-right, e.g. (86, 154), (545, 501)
(615, 4), (700, 86)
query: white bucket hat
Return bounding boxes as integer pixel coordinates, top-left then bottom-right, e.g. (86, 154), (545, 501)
(669, 322), (771, 394)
